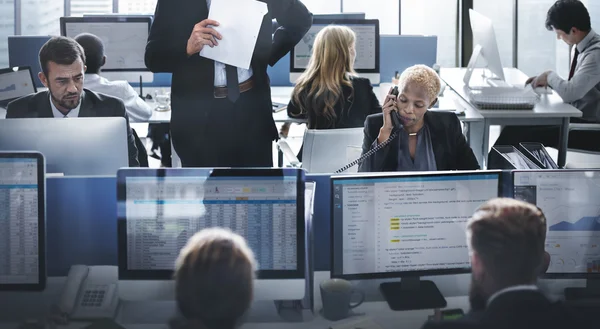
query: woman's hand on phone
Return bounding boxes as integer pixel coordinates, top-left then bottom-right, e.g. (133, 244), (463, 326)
(378, 87), (397, 144)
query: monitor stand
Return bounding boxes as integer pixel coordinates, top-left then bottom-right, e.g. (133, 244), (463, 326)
(565, 278), (600, 301)
(379, 277), (447, 311)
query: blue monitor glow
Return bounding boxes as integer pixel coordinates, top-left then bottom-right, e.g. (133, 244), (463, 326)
(0, 67), (37, 108)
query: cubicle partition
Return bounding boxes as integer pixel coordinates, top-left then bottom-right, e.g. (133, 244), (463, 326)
(45, 173), (334, 277)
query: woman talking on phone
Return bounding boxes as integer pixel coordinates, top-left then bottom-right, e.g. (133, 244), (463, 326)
(358, 65), (479, 172)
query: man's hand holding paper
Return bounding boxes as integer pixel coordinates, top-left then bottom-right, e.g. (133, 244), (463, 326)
(186, 19), (222, 56)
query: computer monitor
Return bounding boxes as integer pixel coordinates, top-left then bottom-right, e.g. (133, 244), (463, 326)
(464, 9), (506, 88)
(60, 16), (153, 83)
(117, 168), (306, 301)
(0, 118), (129, 176)
(512, 169), (600, 300)
(314, 13), (366, 20)
(8, 36), (51, 89)
(290, 19), (380, 84)
(0, 67), (37, 108)
(331, 171), (501, 310)
(0, 152), (46, 291)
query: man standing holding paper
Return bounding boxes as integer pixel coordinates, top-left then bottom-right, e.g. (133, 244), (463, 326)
(145, 0), (312, 167)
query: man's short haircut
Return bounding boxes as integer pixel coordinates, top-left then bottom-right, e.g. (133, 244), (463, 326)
(74, 33), (104, 74)
(545, 0), (591, 34)
(39, 36), (86, 78)
(467, 198), (547, 288)
(174, 227), (256, 329)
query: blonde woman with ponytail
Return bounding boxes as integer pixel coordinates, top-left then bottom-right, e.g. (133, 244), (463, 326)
(283, 25), (381, 158)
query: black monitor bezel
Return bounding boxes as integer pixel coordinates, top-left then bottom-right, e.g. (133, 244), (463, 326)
(289, 18), (380, 74)
(329, 170), (502, 281)
(0, 66), (37, 104)
(0, 151), (46, 291)
(117, 168), (306, 280)
(512, 169), (600, 279)
(60, 16), (152, 72)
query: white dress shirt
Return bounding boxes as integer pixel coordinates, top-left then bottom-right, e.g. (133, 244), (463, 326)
(84, 73), (153, 122)
(50, 95), (81, 118)
(547, 29), (600, 122)
(487, 284), (538, 306)
(206, 0), (254, 87)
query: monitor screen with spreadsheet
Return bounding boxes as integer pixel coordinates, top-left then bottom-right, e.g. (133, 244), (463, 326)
(117, 168), (305, 280)
(512, 170), (600, 278)
(60, 16), (151, 71)
(0, 152), (45, 291)
(330, 171), (501, 279)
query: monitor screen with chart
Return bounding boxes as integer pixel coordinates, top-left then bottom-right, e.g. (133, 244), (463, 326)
(60, 16), (152, 71)
(117, 168), (305, 280)
(290, 19), (380, 83)
(0, 67), (36, 108)
(0, 152), (45, 291)
(513, 170), (600, 277)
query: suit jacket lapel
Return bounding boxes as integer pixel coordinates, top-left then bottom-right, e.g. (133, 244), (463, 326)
(78, 91), (95, 117)
(36, 91), (54, 118)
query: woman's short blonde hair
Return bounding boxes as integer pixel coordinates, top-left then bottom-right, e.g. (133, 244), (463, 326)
(398, 64), (441, 102)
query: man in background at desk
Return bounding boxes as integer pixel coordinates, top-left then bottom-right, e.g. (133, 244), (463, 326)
(145, 0), (312, 167)
(74, 33), (153, 123)
(422, 198), (590, 329)
(6, 36), (140, 167)
(495, 0), (600, 152)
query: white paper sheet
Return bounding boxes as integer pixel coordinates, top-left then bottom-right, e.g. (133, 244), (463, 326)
(199, 0), (268, 69)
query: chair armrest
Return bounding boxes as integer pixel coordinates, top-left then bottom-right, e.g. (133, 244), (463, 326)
(569, 123), (600, 132)
(276, 138), (301, 168)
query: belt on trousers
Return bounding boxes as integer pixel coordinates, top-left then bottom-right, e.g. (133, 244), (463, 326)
(214, 77), (255, 98)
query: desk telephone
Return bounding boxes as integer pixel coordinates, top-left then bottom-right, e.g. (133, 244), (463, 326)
(335, 86), (402, 173)
(57, 265), (119, 320)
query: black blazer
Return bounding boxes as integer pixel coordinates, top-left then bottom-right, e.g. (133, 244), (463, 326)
(145, 0), (312, 142)
(358, 111), (479, 172)
(287, 76), (381, 129)
(421, 290), (592, 329)
(6, 89), (139, 167)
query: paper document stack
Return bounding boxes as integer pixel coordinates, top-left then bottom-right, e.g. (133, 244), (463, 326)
(467, 86), (539, 110)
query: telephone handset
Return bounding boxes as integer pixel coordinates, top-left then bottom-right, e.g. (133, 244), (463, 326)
(57, 265), (119, 320)
(335, 87), (402, 173)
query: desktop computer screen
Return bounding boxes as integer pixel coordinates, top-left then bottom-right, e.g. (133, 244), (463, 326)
(466, 9), (505, 86)
(331, 171), (501, 279)
(8, 36), (51, 89)
(60, 16), (152, 71)
(0, 152), (45, 291)
(117, 168), (306, 300)
(513, 170), (600, 277)
(117, 168), (306, 280)
(0, 67), (36, 108)
(290, 19), (379, 83)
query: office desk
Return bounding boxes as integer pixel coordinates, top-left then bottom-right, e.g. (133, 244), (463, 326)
(441, 67), (582, 168)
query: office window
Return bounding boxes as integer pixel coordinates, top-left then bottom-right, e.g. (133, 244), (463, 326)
(301, 0), (341, 14)
(342, 0), (399, 34)
(473, 0), (514, 68)
(401, 0), (458, 68)
(21, 0), (64, 36)
(0, 0), (14, 68)
(69, 0), (112, 16)
(518, 0), (569, 78)
(118, 0), (157, 14)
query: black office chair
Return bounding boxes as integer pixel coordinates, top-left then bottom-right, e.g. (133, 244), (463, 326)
(132, 129), (149, 167)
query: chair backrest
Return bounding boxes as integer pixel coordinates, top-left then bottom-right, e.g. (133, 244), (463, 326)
(301, 128), (364, 173)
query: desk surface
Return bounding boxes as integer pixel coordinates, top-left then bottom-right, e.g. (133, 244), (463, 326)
(441, 67), (582, 119)
(0, 271), (585, 329)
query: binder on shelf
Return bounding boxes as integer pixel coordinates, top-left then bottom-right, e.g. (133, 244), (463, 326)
(488, 146), (542, 170)
(518, 143), (559, 169)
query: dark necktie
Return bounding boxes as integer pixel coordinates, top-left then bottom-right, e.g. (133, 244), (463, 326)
(568, 47), (580, 81)
(225, 64), (240, 102)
